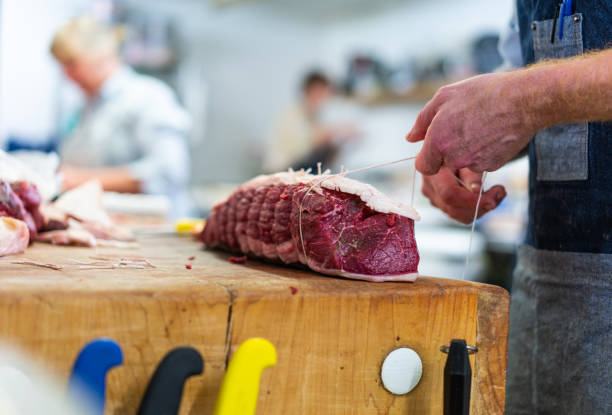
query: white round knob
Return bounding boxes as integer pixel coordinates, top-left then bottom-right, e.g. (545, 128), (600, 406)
(381, 347), (423, 395)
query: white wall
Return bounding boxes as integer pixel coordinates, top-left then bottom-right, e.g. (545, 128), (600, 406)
(0, 0), (88, 146)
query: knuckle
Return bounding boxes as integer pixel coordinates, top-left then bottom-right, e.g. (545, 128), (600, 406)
(453, 155), (471, 170)
(468, 163), (484, 173)
(434, 85), (451, 100)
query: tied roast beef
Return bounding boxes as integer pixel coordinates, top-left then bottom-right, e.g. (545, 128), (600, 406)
(201, 171), (420, 282)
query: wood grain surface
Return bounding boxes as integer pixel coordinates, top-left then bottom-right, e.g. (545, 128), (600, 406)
(0, 235), (509, 414)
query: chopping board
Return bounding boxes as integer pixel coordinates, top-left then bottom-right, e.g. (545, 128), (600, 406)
(0, 235), (509, 414)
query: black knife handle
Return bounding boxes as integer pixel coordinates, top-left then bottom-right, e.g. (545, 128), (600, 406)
(137, 346), (204, 415)
(443, 339), (473, 415)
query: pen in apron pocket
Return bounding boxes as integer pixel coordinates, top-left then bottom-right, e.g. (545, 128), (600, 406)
(551, 3), (561, 43)
(557, 0), (576, 41)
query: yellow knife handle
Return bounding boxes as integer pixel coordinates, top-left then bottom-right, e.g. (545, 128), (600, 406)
(213, 338), (277, 415)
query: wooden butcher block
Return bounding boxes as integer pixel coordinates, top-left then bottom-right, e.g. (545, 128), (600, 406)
(0, 235), (509, 414)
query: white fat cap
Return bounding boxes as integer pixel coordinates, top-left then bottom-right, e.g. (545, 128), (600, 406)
(315, 174), (420, 221)
(237, 171), (420, 221)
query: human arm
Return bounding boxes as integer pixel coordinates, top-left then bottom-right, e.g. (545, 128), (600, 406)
(60, 165), (141, 193)
(406, 48), (612, 175)
(60, 127), (189, 195)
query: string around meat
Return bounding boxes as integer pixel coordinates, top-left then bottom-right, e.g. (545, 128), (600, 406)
(295, 156), (417, 268)
(461, 171), (487, 280)
(294, 157), (487, 281)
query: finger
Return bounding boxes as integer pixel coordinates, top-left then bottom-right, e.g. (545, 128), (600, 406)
(457, 168), (483, 193)
(429, 170), (505, 222)
(406, 100), (437, 142)
(445, 206), (479, 224)
(481, 185), (507, 210)
(421, 175), (435, 199)
(415, 135), (443, 175)
(421, 168), (505, 222)
(470, 185), (506, 218)
(449, 189), (504, 224)
(440, 171), (506, 213)
(432, 169), (482, 209)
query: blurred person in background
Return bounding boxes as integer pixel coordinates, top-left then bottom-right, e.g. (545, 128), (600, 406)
(264, 71), (358, 172)
(50, 17), (191, 217)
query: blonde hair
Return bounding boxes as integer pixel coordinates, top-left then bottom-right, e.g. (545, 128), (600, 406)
(50, 17), (125, 62)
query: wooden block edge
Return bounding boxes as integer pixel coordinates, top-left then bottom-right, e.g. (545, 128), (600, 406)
(473, 285), (510, 415)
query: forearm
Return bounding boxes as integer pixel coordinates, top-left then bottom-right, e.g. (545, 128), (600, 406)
(95, 167), (142, 193)
(516, 49), (612, 129)
(63, 166), (142, 193)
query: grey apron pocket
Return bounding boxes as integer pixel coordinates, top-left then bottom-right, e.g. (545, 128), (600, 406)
(532, 14), (588, 181)
(534, 122), (588, 181)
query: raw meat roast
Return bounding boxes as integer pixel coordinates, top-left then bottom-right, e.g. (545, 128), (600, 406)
(201, 171), (420, 282)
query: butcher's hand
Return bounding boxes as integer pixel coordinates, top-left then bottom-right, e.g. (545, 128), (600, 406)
(406, 72), (536, 175)
(422, 168), (506, 224)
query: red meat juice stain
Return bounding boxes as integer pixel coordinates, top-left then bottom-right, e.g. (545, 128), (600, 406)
(185, 264), (192, 270)
(188, 256), (195, 261)
(289, 286), (298, 295)
(229, 256), (247, 264)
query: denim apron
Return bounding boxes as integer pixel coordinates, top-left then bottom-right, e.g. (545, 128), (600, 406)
(508, 1), (612, 414)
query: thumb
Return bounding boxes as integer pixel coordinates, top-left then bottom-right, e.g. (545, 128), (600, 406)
(479, 184), (507, 213)
(414, 137), (443, 176)
(458, 168), (483, 193)
(406, 101), (437, 142)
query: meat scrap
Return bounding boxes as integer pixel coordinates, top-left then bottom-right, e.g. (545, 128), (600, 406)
(36, 181), (135, 248)
(229, 256), (247, 264)
(0, 181), (44, 241)
(0, 217), (29, 257)
(52, 180), (112, 225)
(39, 204), (69, 231)
(36, 226), (97, 247)
(202, 171), (420, 282)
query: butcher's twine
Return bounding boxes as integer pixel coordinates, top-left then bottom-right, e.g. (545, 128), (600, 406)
(296, 156), (417, 269)
(462, 171), (487, 281)
(297, 156), (486, 282)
